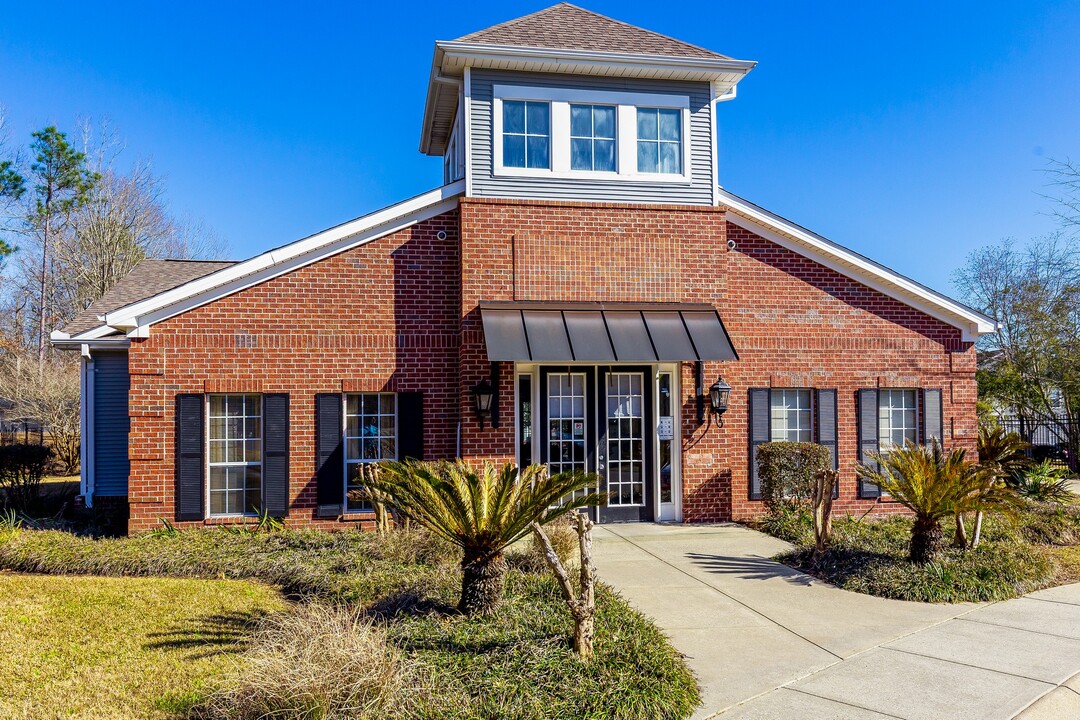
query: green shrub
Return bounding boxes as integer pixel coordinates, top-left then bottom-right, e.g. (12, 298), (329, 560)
(0, 443), (54, 514)
(777, 515), (1055, 603)
(1013, 461), (1075, 504)
(757, 442), (831, 514)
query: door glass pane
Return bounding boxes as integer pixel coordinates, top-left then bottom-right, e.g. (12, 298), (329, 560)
(658, 372), (673, 504)
(546, 373), (591, 504)
(606, 373), (645, 507)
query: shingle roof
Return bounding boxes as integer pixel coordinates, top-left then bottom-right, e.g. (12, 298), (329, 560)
(454, 3), (727, 60)
(61, 258), (236, 336)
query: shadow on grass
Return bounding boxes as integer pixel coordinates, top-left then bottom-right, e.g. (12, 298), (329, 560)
(780, 547), (898, 586)
(685, 552), (815, 585)
(365, 589), (458, 620)
(144, 610), (274, 659)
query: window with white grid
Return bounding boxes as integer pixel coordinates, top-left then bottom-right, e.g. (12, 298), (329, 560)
(207, 394), (262, 516)
(345, 393), (397, 512)
(770, 389), (813, 443)
(879, 389), (918, 450)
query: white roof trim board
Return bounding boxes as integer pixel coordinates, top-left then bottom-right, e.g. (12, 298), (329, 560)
(716, 187), (996, 342)
(50, 180), (465, 341)
(420, 42), (754, 155)
(51, 179), (994, 345)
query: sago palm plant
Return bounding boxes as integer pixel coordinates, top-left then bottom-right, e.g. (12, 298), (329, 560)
(856, 440), (1021, 563)
(367, 460), (602, 615)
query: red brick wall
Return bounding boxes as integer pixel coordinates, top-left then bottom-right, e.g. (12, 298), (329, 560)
(455, 198), (977, 522)
(118, 196), (977, 532)
(123, 211), (461, 533)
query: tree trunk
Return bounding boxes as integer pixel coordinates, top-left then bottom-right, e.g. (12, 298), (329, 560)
(531, 515), (596, 661)
(910, 516), (944, 564)
(459, 550), (506, 616)
(953, 513), (968, 549)
(971, 511), (984, 548)
(37, 214), (50, 373)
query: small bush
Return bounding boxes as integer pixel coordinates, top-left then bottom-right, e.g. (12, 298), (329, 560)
(1013, 461), (1075, 504)
(757, 442), (831, 513)
(529, 515), (579, 566)
(0, 443), (54, 514)
(193, 604), (412, 720)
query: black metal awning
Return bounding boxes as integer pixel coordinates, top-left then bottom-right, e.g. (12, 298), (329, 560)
(479, 301), (739, 363)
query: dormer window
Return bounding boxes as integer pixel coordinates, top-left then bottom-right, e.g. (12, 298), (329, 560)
(502, 100), (550, 169)
(492, 85), (690, 182)
(636, 108), (682, 175)
(570, 104), (616, 172)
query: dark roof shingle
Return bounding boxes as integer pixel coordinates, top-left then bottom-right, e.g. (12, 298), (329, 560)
(454, 3), (727, 60)
(61, 258), (236, 336)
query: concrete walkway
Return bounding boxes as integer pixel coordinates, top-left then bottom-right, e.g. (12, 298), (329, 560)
(592, 523), (1080, 720)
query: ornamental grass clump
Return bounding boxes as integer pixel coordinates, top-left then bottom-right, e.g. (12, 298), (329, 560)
(366, 460), (602, 616)
(857, 439), (1022, 563)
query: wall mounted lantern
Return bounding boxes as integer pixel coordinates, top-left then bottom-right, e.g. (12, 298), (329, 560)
(471, 378), (495, 430)
(709, 377), (731, 426)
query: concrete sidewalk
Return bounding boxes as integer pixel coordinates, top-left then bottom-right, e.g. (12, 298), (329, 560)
(592, 523), (1080, 720)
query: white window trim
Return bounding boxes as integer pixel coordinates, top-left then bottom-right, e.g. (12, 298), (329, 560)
(343, 392), (398, 514)
(492, 84), (692, 183)
(205, 394), (263, 519)
(654, 365), (682, 523)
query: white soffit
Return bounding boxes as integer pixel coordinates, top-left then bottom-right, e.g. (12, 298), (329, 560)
(717, 188), (997, 341)
(100, 180), (465, 334)
(420, 42), (755, 156)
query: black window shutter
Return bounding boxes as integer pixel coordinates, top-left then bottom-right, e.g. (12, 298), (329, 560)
(748, 388), (770, 500)
(857, 389), (881, 499)
(176, 394), (205, 521)
(816, 389), (840, 498)
(315, 393), (344, 518)
(922, 389), (943, 445)
(262, 393), (290, 518)
(398, 392), (425, 461)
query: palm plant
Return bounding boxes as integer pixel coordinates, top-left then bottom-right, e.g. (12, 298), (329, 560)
(1014, 460), (1075, 504)
(367, 460), (602, 616)
(968, 425), (1034, 546)
(856, 440), (1021, 563)
(978, 425), (1032, 476)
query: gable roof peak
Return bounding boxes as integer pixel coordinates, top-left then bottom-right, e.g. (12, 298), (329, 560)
(454, 3), (728, 60)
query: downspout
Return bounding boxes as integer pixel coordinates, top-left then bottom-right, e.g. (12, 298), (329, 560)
(80, 345), (95, 506)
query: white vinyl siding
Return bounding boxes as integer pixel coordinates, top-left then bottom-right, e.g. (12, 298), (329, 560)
(207, 394), (262, 516)
(345, 393), (397, 512)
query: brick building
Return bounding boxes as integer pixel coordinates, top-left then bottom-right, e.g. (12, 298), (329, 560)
(53, 4), (994, 534)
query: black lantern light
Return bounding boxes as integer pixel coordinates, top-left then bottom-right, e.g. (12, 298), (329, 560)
(709, 377), (731, 426)
(471, 378), (495, 429)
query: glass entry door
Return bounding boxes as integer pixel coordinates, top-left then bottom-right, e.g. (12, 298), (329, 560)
(537, 366), (655, 523)
(598, 367), (653, 522)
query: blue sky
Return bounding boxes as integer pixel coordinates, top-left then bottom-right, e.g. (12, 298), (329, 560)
(1, 1), (1077, 296)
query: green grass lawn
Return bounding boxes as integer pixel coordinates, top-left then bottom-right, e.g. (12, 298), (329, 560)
(0, 527), (699, 720)
(0, 573), (287, 720)
(763, 501), (1080, 603)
